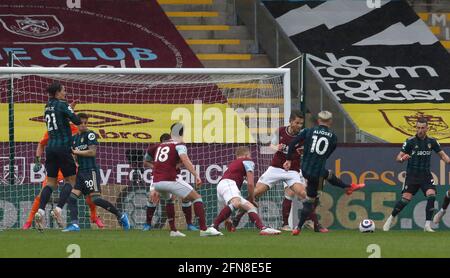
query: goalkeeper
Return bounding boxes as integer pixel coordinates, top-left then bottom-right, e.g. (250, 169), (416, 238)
(23, 125), (103, 229)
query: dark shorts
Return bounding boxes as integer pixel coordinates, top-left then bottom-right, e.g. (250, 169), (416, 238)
(402, 174), (436, 196)
(45, 146), (76, 178)
(75, 168), (102, 196)
(304, 173), (327, 199)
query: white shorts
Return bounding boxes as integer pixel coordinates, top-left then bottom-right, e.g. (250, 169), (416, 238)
(149, 175), (184, 198)
(217, 179), (247, 207)
(153, 179), (193, 199)
(258, 166), (305, 189)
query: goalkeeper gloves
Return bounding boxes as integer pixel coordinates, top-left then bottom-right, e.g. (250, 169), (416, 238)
(33, 156), (42, 172)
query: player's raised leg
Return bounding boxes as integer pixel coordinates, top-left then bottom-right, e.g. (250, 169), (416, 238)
(325, 170), (365, 195)
(84, 171), (130, 230)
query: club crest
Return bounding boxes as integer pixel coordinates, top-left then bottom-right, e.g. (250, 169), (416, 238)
(0, 14), (64, 39)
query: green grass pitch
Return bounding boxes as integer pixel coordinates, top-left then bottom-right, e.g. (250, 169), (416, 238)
(1, 229), (450, 258)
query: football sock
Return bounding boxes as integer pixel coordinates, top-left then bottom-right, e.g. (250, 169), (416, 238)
(56, 183), (73, 209)
(298, 200), (314, 229)
(213, 205), (234, 229)
(282, 197), (293, 226)
(232, 210), (246, 227)
(166, 201), (176, 231)
(392, 198), (410, 217)
(146, 203), (157, 225)
(39, 186), (53, 210)
(181, 201), (193, 225)
(248, 209), (265, 230)
(193, 198), (207, 231)
(426, 195), (436, 221)
(67, 194), (79, 225)
(93, 197), (120, 218)
(327, 173), (349, 188)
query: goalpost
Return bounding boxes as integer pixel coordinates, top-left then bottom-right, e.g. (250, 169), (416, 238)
(0, 66), (292, 230)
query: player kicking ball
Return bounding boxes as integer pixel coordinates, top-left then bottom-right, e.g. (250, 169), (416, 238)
(284, 111), (365, 236)
(152, 123), (222, 237)
(212, 147), (280, 235)
(384, 117), (450, 232)
(232, 111), (324, 232)
(63, 113), (130, 232)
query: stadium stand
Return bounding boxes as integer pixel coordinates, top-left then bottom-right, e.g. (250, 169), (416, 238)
(409, 0), (450, 50)
(158, 0), (272, 67)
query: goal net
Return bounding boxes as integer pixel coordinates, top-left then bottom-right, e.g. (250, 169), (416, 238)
(0, 67), (291, 231)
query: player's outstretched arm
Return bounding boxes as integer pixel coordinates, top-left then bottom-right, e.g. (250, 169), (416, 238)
(438, 151), (450, 164)
(179, 154), (201, 186)
(73, 145), (97, 157)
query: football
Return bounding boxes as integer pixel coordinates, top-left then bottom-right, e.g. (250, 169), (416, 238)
(359, 219), (375, 233)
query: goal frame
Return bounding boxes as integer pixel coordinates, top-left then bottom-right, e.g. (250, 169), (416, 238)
(1, 66), (294, 229)
(0, 66), (291, 125)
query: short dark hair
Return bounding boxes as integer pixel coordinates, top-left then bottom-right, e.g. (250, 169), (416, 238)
(417, 117), (428, 125)
(289, 110), (304, 122)
(47, 82), (63, 98)
(170, 122), (184, 137)
(77, 113), (89, 120)
(159, 133), (171, 143)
